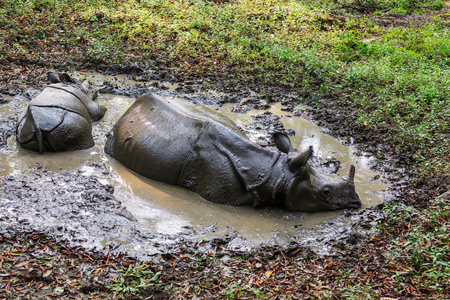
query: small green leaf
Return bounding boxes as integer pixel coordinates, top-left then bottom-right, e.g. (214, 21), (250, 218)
(149, 271), (161, 282)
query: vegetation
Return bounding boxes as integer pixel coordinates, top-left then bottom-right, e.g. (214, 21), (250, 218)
(0, 0), (449, 298)
(107, 264), (161, 294)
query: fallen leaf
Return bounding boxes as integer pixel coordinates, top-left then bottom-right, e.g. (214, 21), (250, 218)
(43, 269), (53, 278)
(182, 289), (191, 295)
(14, 261), (29, 268)
(54, 286), (64, 294)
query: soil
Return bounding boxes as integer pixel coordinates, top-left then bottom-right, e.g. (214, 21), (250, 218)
(0, 51), (447, 298)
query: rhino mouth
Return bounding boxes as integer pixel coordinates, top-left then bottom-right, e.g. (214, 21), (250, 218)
(327, 200), (360, 211)
(336, 195), (361, 210)
(348, 200), (362, 209)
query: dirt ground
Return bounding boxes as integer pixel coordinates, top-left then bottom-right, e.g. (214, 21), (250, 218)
(0, 61), (447, 299)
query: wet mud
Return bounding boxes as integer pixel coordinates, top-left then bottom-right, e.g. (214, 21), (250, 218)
(0, 72), (390, 260)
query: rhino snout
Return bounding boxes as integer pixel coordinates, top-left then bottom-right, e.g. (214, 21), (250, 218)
(350, 198), (362, 209)
(346, 194), (361, 209)
(328, 188), (361, 210)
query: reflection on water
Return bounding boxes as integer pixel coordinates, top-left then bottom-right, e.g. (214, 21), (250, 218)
(1, 91), (389, 248)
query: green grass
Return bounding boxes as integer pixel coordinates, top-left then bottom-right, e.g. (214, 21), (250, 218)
(383, 198), (450, 295)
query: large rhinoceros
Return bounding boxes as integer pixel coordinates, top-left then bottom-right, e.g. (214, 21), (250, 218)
(16, 72), (107, 153)
(105, 93), (361, 212)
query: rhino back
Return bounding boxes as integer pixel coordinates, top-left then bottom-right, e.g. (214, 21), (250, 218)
(166, 97), (247, 138)
(31, 84), (91, 121)
(105, 93), (216, 184)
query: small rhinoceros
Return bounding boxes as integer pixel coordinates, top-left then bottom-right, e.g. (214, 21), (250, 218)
(105, 93), (361, 212)
(16, 72), (107, 153)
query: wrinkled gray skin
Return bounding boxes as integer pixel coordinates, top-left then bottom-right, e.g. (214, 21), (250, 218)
(16, 72), (107, 153)
(105, 93), (361, 212)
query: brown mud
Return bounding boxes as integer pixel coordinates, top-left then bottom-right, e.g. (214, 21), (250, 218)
(0, 62), (446, 298)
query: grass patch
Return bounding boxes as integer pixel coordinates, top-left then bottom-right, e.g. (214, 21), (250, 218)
(107, 264), (162, 296)
(382, 197), (450, 295)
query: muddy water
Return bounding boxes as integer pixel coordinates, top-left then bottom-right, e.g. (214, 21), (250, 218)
(0, 89), (388, 254)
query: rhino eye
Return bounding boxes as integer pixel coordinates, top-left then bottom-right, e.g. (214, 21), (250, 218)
(322, 187), (332, 197)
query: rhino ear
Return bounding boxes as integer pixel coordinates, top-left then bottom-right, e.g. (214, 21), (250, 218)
(60, 73), (72, 83)
(273, 132), (293, 154)
(60, 73), (81, 85)
(47, 72), (61, 83)
(288, 146), (313, 171)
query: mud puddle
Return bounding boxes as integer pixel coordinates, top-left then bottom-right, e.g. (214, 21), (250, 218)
(111, 99), (387, 240)
(0, 73), (389, 257)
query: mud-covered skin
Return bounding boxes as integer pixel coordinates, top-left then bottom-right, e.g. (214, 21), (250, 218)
(15, 73), (107, 153)
(105, 93), (361, 212)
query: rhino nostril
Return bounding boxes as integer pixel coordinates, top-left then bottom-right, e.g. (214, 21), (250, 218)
(352, 200), (362, 208)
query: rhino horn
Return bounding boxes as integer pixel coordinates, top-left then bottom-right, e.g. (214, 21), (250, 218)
(344, 165), (356, 184)
(288, 146), (313, 171)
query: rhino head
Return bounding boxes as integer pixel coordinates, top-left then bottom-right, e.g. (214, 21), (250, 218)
(273, 133), (361, 212)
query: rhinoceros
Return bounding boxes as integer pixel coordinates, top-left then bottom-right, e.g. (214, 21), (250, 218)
(105, 93), (361, 212)
(16, 72), (107, 153)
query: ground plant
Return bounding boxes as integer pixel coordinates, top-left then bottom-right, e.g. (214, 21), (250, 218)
(0, 0), (449, 298)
